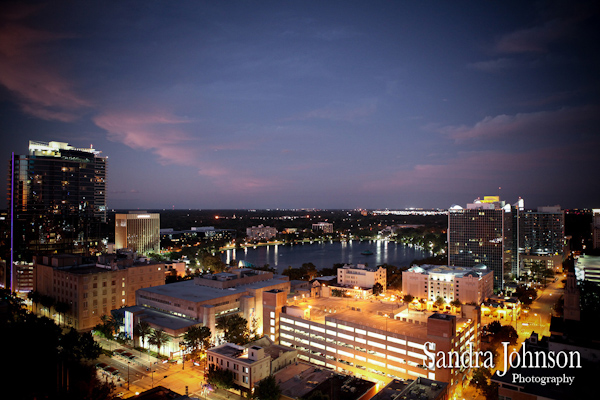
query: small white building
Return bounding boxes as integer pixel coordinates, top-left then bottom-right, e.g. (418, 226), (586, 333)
(337, 264), (386, 291)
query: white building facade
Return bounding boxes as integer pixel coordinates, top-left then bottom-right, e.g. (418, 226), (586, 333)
(402, 264), (493, 304)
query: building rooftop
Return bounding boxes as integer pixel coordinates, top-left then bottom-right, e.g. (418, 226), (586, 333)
(376, 377), (447, 400)
(305, 373), (376, 400)
(406, 264), (491, 278)
(208, 343), (266, 365)
(138, 277), (289, 303)
(275, 362), (332, 399)
(288, 297), (474, 338)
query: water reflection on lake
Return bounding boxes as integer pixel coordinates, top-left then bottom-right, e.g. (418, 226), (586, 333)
(221, 240), (431, 273)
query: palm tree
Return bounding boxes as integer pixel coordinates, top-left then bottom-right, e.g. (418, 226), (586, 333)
(149, 329), (170, 356)
(54, 301), (70, 327)
(27, 290), (41, 314)
(40, 295), (55, 318)
(134, 320), (152, 349)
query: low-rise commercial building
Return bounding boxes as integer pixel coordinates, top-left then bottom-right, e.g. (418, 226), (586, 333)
(134, 268), (290, 342)
(246, 225), (277, 241)
(312, 222), (334, 234)
(207, 338), (297, 393)
(402, 264), (493, 304)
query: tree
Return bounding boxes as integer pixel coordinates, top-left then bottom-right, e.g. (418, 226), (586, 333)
(491, 325), (518, 347)
(94, 314), (118, 339)
(450, 299), (461, 309)
(27, 290), (41, 314)
(403, 294), (414, 304)
(253, 375), (281, 400)
(301, 391), (329, 400)
(54, 301), (70, 327)
(470, 367), (492, 392)
(434, 296), (445, 308)
(372, 282), (384, 296)
(134, 320), (152, 349)
(1, 290), (113, 399)
(40, 294), (55, 317)
(183, 325), (211, 360)
(201, 252), (227, 273)
(149, 329), (170, 356)
(206, 364), (234, 389)
(484, 320), (502, 335)
(217, 314), (249, 345)
(470, 367), (498, 400)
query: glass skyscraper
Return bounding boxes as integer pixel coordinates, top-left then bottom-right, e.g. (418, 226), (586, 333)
(8, 141), (107, 262)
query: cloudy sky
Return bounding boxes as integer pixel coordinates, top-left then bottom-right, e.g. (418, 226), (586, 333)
(1, 1), (598, 209)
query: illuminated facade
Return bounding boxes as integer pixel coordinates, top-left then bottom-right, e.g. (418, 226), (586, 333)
(278, 301), (480, 394)
(402, 264), (493, 304)
(448, 197), (515, 291)
(246, 225), (277, 241)
(519, 206), (564, 256)
(312, 222), (334, 234)
(593, 209), (600, 250)
(135, 268), (290, 342)
(337, 264), (386, 290)
(115, 212), (160, 255)
(7, 140), (107, 263)
(33, 254), (165, 331)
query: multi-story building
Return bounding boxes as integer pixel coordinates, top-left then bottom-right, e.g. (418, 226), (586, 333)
(33, 253), (165, 331)
(402, 264), (493, 304)
(7, 140), (107, 264)
(574, 255), (600, 285)
(592, 209), (600, 250)
(448, 196), (515, 291)
(337, 264), (386, 291)
(312, 222), (334, 234)
(246, 225), (277, 241)
(278, 296), (480, 395)
(115, 212), (160, 255)
(131, 268), (290, 343)
(518, 205), (565, 274)
(207, 337), (297, 394)
(208, 343), (272, 392)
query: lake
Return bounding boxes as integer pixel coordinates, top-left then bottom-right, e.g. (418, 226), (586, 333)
(221, 240), (431, 273)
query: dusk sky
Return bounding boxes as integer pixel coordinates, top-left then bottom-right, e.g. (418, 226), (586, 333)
(1, 1), (599, 210)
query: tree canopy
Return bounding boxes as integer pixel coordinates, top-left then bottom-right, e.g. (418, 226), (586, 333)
(253, 375), (282, 400)
(217, 314), (249, 345)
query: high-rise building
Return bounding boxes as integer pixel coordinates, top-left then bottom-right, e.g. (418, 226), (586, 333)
(448, 196), (515, 291)
(592, 209), (600, 250)
(115, 212), (160, 255)
(518, 205), (565, 274)
(519, 206), (564, 256)
(7, 140), (107, 264)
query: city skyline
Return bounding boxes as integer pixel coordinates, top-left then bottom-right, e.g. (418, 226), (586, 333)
(1, 1), (599, 209)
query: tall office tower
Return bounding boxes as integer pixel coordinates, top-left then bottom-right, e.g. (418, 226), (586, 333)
(115, 212), (160, 255)
(518, 206), (565, 273)
(593, 209), (600, 250)
(448, 196), (515, 292)
(8, 141), (107, 264)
